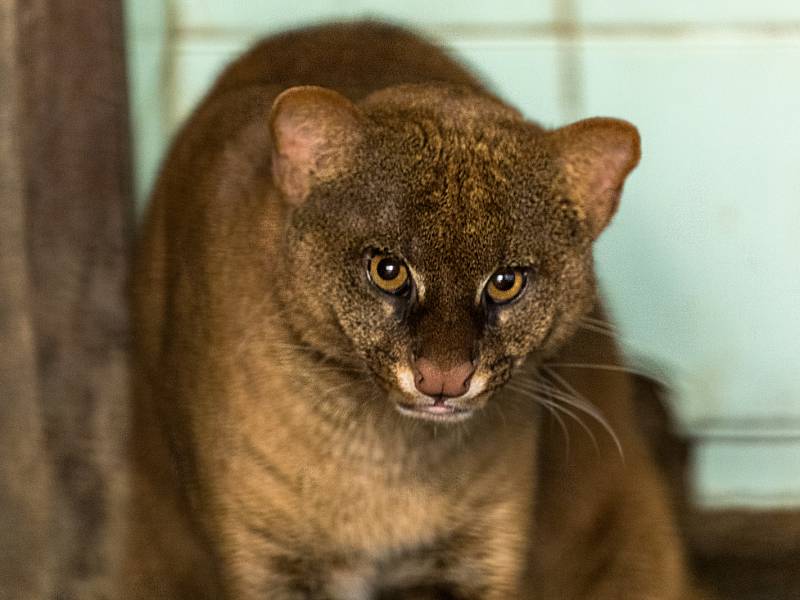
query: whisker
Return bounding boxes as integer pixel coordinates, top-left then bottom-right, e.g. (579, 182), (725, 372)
(506, 381), (587, 456)
(315, 379), (367, 401)
(514, 374), (617, 455)
(304, 378), (376, 427)
(543, 361), (669, 388)
(544, 404), (571, 457)
(509, 381), (599, 452)
(511, 377), (594, 410)
(542, 397), (596, 454)
(579, 315), (617, 331)
(268, 356), (370, 377)
(577, 322), (617, 338)
(491, 399), (509, 430)
(539, 367), (624, 460)
(506, 382), (570, 450)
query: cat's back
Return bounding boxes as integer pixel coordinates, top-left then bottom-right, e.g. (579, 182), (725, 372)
(206, 20), (485, 103)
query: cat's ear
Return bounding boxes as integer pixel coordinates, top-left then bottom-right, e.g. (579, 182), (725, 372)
(269, 86), (363, 204)
(547, 117), (640, 238)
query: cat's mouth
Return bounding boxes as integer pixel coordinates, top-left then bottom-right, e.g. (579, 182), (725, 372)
(394, 398), (476, 423)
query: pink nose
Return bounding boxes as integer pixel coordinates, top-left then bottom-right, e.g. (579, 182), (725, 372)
(413, 358), (475, 398)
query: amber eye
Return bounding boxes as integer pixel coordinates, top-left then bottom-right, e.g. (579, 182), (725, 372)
(485, 268), (526, 304)
(368, 253), (410, 295)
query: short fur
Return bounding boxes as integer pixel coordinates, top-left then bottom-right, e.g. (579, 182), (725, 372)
(124, 21), (702, 599)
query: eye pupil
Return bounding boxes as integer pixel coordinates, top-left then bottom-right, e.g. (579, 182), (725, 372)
(493, 270), (516, 291)
(485, 267), (527, 305)
(377, 258), (400, 280)
(367, 252), (411, 295)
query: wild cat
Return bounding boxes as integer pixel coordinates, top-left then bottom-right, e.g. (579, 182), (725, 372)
(124, 20), (702, 600)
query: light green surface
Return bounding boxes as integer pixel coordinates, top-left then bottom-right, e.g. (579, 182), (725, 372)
(579, 0), (800, 24)
(124, 1), (168, 203)
(587, 38), (800, 426)
(125, 1), (800, 506)
(175, 0), (552, 30)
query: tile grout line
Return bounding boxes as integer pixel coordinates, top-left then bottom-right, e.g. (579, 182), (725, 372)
(162, 0), (181, 134)
(554, 0), (584, 122)
(171, 22), (800, 40)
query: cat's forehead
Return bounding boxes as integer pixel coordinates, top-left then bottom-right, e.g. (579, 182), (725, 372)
(303, 88), (567, 279)
(395, 154), (517, 267)
(343, 132), (557, 280)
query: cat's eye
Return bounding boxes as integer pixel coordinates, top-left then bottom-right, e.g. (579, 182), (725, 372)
(367, 252), (410, 295)
(485, 268), (526, 305)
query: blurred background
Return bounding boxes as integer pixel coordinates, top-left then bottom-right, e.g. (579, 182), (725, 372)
(127, 1), (800, 509)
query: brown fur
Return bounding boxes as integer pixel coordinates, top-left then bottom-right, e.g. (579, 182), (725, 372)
(124, 21), (702, 599)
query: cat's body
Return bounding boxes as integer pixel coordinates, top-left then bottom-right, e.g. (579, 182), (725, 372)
(125, 21), (698, 599)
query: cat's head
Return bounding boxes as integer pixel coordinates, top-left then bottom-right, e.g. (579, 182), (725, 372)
(269, 84), (639, 422)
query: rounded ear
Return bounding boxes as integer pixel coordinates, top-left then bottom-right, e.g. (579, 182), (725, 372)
(547, 117), (641, 238)
(269, 86), (362, 205)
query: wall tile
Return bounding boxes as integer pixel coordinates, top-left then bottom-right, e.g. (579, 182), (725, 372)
(172, 38), (249, 128)
(579, 0), (800, 24)
(581, 38), (800, 426)
(171, 36), (564, 131)
(176, 0), (553, 33)
(694, 439), (800, 507)
(448, 38), (564, 126)
(124, 1), (169, 205)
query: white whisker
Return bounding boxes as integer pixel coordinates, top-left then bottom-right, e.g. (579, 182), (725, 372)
(543, 361), (669, 388)
(539, 366), (624, 460)
(506, 382), (570, 452)
(577, 322), (616, 338)
(579, 315), (617, 331)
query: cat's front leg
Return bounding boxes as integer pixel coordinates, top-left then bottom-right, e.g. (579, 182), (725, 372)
(570, 515), (708, 600)
(546, 470), (699, 600)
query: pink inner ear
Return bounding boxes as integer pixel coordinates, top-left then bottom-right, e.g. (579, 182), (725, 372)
(589, 139), (637, 199)
(552, 117), (641, 237)
(269, 86), (361, 204)
(278, 127), (313, 167)
(271, 152), (309, 203)
(274, 115), (325, 173)
(271, 114), (324, 202)
(581, 135), (638, 235)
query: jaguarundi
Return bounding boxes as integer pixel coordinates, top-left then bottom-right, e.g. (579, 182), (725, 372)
(124, 20), (704, 600)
